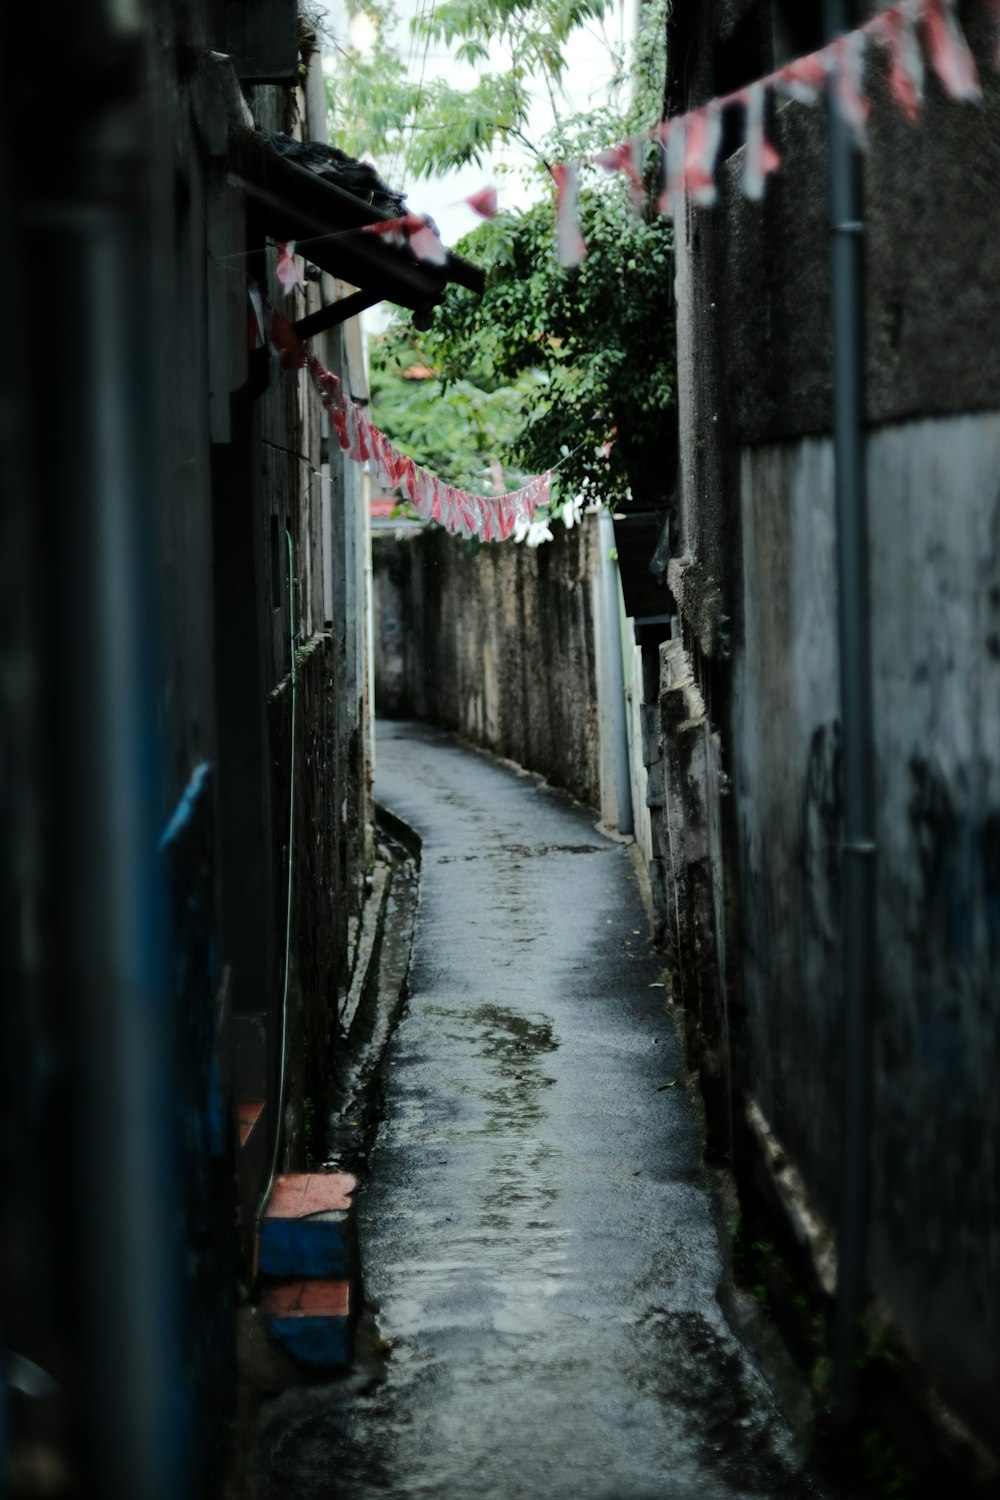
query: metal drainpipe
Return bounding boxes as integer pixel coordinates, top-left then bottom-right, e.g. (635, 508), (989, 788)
(822, 0), (877, 1430)
(598, 506), (635, 836)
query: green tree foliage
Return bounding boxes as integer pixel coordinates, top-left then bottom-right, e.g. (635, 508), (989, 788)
(377, 167), (674, 505)
(328, 0), (635, 179)
(369, 339), (541, 494)
(332, 0), (674, 510)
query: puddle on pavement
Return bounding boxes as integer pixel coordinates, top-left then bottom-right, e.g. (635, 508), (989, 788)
(414, 1002), (559, 1135)
(436, 842), (609, 862)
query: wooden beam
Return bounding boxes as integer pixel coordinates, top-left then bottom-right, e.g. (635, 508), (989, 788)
(292, 290), (383, 342)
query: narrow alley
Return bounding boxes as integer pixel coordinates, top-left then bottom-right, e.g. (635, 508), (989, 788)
(258, 722), (819, 1500)
(6, 2), (1000, 1494)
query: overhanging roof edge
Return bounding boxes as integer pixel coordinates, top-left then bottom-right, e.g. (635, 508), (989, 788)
(230, 132), (484, 309)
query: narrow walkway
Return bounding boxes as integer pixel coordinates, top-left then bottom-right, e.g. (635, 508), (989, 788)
(264, 722), (819, 1500)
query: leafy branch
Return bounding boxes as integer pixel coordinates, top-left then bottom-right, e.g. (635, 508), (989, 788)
(381, 153), (675, 506)
(332, 0), (675, 514)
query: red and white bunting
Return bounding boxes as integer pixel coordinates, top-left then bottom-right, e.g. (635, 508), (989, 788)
(550, 162), (586, 267)
(831, 30), (871, 145)
(656, 117), (688, 219)
(249, 5), (994, 305)
(774, 50), (829, 104)
(268, 309), (308, 371)
(922, 0), (982, 99)
(362, 213), (448, 265)
(244, 0), (994, 550)
(466, 186), (499, 219)
(305, 352), (551, 544)
(555, 0), (992, 231)
(369, 425), (397, 493)
(742, 82), (781, 200)
(276, 240), (305, 293)
(593, 139), (646, 212)
(344, 400), (370, 463)
(409, 220), (449, 266)
(683, 103), (723, 206)
(878, 7), (925, 121)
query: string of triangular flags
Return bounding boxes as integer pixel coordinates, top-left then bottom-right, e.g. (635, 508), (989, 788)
(553, 0), (997, 264)
(271, 0), (993, 273)
(273, 188), (499, 292)
(252, 0), (995, 541)
(248, 290), (549, 543)
(281, 0), (996, 274)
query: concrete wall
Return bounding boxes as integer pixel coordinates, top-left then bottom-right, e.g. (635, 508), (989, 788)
(373, 520), (606, 812)
(733, 420), (1000, 1435)
(654, 0), (1000, 1452)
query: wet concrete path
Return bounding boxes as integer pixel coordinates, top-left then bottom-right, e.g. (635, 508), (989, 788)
(264, 722), (820, 1500)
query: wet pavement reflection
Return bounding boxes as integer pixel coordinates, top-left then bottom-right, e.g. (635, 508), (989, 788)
(260, 722), (821, 1500)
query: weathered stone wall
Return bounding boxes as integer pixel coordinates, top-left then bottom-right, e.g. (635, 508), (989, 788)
(657, 3), (1000, 1451)
(732, 420), (1000, 1437)
(373, 521), (602, 809)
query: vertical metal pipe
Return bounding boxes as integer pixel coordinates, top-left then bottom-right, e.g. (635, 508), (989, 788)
(598, 507), (635, 836)
(822, 0), (877, 1430)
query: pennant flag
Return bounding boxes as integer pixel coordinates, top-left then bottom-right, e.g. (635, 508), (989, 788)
(443, 488), (462, 534)
(831, 30), (871, 146)
(446, 487), (463, 534)
(408, 219), (449, 266)
(268, 310), (308, 371)
(774, 50), (829, 104)
(466, 186), (499, 219)
(295, 305), (564, 544)
(352, 405), (372, 463)
(402, 457), (421, 507)
(362, 213), (448, 264)
(369, 426), (397, 493)
(308, 357), (343, 411)
(683, 103), (723, 206)
(550, 163), (586, 267)
(362, 216), (407, 241)
(459, 491), (476, 535)
(497, 497), (517, 541)
(330, 405), (349, 450)
(742, 83), (781, 200)
(879, 7), (925, 122)
(922, 0), (981, 100)
(276, 241), (305, 293)
(656, 117), (688, 218)
(593, 139), (646, 212)
(385, 441), (406, 490)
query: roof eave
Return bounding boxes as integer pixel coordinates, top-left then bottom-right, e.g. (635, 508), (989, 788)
(230, 132), (485, 313)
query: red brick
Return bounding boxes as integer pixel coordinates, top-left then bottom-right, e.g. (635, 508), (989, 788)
(261, 1279), (351, 1318)
(264, 1172), (356, 1219)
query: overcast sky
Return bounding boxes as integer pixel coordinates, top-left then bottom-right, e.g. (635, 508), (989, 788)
(318, 0), (637, 248)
